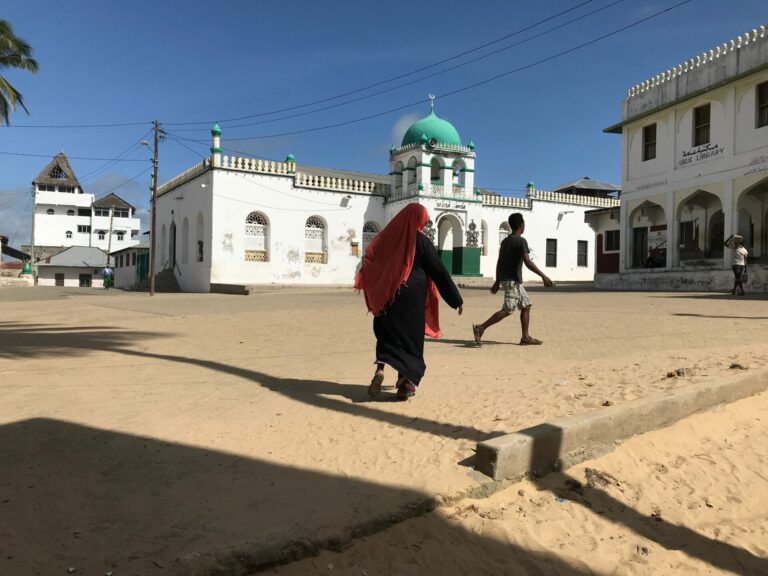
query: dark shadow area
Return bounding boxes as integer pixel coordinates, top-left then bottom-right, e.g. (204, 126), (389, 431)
(115, 348), (504, 444)
(457, 282), (598, 294)
(0, 321), (503, 443)
(674, 312), (768, 320)
(0, 418), (598, 576)
(0, 321), (166, 359)
(523, 426), (768, 575)
(652, 292), (768, 301)
(428, 337), (506, 348)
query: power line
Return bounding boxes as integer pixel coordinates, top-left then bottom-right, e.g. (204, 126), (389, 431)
(170, 0), (627, 133)
(6, 120), (151, 129)
(79, 128), (154, 183)
(92, 166), (152, 200)
(164, 0), (599, 127)
(178, 0), (694, 143)
(165, 135), (206, 159)
(0, 150), (148, 162)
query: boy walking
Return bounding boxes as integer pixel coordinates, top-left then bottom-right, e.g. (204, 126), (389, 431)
(472, 213), (553, 346)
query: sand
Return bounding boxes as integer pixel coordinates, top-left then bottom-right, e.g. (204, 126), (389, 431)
(0, 285), (766, 575)
(274, 390), (768, 575)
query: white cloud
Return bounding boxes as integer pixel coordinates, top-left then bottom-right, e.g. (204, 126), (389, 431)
(391, 113), (420, 146)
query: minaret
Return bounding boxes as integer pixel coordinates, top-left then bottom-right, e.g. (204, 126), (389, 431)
(211, 123), (222, 167)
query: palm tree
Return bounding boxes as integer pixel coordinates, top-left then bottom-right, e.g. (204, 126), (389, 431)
(0, 20), (38, 126)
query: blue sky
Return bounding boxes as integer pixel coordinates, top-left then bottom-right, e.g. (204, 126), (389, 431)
(1, 0), (766, 247)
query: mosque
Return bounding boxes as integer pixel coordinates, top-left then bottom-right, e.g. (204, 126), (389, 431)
(154, 105), (618, 292)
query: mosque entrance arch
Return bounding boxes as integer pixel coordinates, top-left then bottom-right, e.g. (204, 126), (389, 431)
(437, 213), (463, 274)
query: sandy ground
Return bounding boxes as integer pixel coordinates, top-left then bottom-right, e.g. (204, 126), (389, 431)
(274, 390), (768, 576)
(0, 285), (766, 575)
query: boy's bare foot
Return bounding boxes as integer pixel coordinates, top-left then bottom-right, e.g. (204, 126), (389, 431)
(472, 324), (484, 347)
(519, 337), (542, 346)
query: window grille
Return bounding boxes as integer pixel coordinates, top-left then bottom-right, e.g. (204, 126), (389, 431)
(362, 221), (379, 252)
(305, 216), (327, 263)
(245, 211), (269, 262)
(499, 222), (511, 245)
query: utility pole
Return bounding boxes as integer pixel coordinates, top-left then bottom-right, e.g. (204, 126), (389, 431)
(106, 205), (114, 265)
(149, 120), (160, 296)
(29, 185), (36, 279)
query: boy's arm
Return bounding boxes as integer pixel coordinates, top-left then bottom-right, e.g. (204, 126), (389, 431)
(490, 255), (502, 294)
(523, 254), (554, 287)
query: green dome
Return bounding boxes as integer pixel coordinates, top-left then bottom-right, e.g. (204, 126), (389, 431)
(286, 153), (295, 162)
(401, 110), (461, 147)
(211, 123), (222, 136)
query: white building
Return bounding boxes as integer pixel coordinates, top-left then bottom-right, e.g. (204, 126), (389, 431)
(155, 109), (619, 292)
(600, 25), (768, 291)
(30, 154), (141, 260)
(37, 246), (110, 288)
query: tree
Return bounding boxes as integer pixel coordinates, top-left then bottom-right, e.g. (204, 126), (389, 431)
(0, 20), (38, 126)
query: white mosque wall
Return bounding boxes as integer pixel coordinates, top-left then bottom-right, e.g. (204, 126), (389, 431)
(209, 169), (386, 286)
(155, 169), (213, 293)
(479, 201), (598, 282)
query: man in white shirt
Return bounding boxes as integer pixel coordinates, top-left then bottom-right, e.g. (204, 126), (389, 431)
(724, 234), (748, 296)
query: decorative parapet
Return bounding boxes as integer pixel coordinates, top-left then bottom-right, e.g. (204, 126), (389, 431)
(529, 189), (620, 208)
(294, 171), (388, 195)
(391, 141), (475, 156)
(482, 189), (620, 209)
(220, 155), (294, 175)
(482, 194), (532, 209)
(157, 159), (210, 197)
(627, 25), (767, 98)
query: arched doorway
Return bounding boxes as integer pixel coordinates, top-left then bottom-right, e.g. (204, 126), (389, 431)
(677, 190), (722, 262)
(169, 222), (177, 268)
(628, 201), (666, 268)
(437, 213), (463, 274)
(737, 177), (768, 261)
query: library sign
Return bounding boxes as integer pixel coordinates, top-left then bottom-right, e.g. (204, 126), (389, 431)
(678, 143), (724, 167)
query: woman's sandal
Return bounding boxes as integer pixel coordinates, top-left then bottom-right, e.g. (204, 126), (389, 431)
(368, 371), (384, 397)
(395, 377), (417, 401)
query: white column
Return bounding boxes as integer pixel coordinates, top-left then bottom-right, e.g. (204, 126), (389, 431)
(666, 193), (676, 268)
(723, 179), (735, 269)
(442, 165), (453, 197)
(619, 202), (628, 271)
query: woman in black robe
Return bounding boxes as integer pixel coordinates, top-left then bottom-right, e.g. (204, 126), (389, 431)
(355, 204), (463, 400)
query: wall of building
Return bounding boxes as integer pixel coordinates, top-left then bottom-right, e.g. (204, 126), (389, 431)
(619, 64), (768, 274)
(479, 201), (599, 282)
(155, 169), (214, 292)
(33, 191), (141, 251)
(207, 169), (387, 287)
(38, 266), (105, 288)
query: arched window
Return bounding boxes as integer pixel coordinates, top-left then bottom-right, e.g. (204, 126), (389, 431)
(362, 221), (380, 253)
(46, 209), (54, 215)
(181, 217), (189, 264)
(408, 157), (417, 184)
(453, 161), (466, 188)
(430, 158), (443, 182)
(245, 211), (269, 262)
(65, 230), (72, 239)
(98, 231), (106, 241)
(304, 215), (327, 263)
(196, 213), (204, 263)
(67, 209), (75, 216)
(394, 161), (404, 190)
(116, 231), (125, 242)
(499, 222), (511, 245)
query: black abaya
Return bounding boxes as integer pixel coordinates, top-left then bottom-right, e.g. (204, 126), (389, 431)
(373, 233), (463, 385)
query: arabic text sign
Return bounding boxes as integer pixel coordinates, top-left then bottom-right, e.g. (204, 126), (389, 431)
(678, 143), (724, 166)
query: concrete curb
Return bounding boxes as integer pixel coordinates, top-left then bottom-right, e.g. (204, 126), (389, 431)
(475, 370), (768, 480)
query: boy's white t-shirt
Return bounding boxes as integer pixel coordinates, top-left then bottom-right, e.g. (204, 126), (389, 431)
(733, 246), (748, 266)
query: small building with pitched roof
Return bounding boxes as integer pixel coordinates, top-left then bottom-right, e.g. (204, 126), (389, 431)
(36, 246), (111, 288)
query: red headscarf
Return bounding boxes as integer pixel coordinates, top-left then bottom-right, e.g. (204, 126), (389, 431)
(354, 203), (442, 338)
